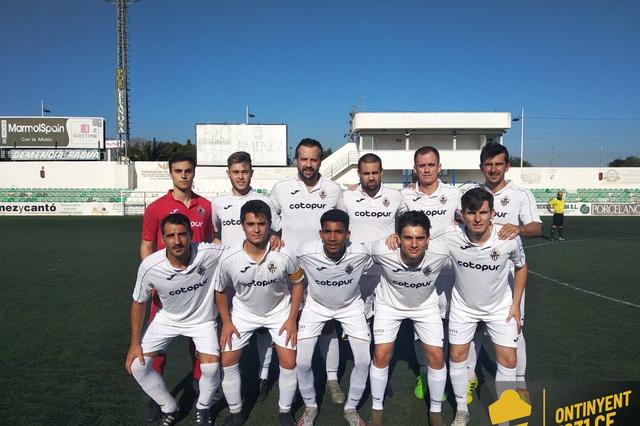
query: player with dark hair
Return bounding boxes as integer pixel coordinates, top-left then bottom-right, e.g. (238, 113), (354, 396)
(270, 138), (348, 405)
(215, 200), (304, 426)
(139, 153), (214, 422)
(127, 213), (225, 426)
(368, 210), (450, 426)
(295, 209), (372, 426)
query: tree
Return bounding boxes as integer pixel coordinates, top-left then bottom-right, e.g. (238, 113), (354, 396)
(608, 156), (640, 167)
(321, 147), (333, 160)
(509, 156), (533, 167)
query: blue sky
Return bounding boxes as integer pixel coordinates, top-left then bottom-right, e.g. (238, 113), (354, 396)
(1, 0), (638, 166)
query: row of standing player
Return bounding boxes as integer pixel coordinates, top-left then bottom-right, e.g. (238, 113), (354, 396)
(127, 139), (541, 426)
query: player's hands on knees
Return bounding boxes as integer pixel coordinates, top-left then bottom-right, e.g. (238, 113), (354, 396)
(498, 223), (520, 240)
(279, 318), (298, 347)
(269, 235), (284, 251)
(125, 344), (144, 375)
(507, 304), (522, 335)
(385, 233), (400, 250)
(220, 322), (240, 351)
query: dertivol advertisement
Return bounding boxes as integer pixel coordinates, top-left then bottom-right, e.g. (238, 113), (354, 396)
(1, 117), (105, 149)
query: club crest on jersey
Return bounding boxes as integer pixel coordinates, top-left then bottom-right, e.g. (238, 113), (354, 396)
(422, 266), (432, 276)
(383, 197), (390, 207)
(319, 189), (327, 199)
(490, 249), (500, 261)
(501, 196), (510, 206)
(345, 264), (354, 274)
(197, 206), (205, 217)
(268, 261), (277, 273)
(439, 195), (447, 205)
(197, 266), (206, 276)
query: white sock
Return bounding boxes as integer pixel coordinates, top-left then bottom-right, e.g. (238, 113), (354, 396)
(131, 356), (178, 413)
(278, 367), (297, 413)
(427, 365), (447, 413)
(495, 363), (517, 399)
(369, 364), (388, 410)
(414, 339), (428, 375)
(296, 337), (318, 408)
(319, 330), (339, 380)
(449, 360), (468, 413)
(344, 337), (371, 411)
(256, 332), (273, 381)
(466, 333), (482, 380)
(221, 364), (242, 414)
(196, 362), (220, 409)
(516, 333), (527, 386)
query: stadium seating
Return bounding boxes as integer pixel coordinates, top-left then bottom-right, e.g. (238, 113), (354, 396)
(0, 188), (133, 203)
(530, 188), (639, 204)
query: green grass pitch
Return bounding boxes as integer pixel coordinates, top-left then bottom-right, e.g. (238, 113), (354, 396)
(1, 216), (638, 425)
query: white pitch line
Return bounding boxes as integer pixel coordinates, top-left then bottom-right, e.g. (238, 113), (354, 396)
(525, 236), (639, 250)
(529, 270), (640, 309)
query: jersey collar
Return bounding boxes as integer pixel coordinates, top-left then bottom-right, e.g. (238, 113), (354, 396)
(481, 180), (513, 196)
(415, 179), (443, 198)
(295, 174), (324, 193)
(357, 184), (385, 199)
(242, 240), (271, 264)
(228, 187), (255, 198)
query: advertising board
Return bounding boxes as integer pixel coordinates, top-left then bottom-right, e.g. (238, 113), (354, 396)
(0, 117), (105, 149)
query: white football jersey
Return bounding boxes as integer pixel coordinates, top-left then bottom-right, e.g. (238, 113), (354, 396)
(212, 189), (281, 247)
(295, 241), (372, 310)
(270, 175), (345, 251)
(478, 181), (541, 226)
(343, 184), (407, 243)
(132, 242), (226, 325)
(214, 244), (303, 316)
(370, 240), (450, 309)
(436, 224), (526, 315)
(401, 180), (462, 238)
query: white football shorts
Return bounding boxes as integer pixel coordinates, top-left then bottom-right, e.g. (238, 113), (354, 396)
(221, 302), (296, 352)
(448, 303), (519, 348)
(141, 319), (220, 356)
(374, 300), (444, 346)
(298, 296), (370, 342)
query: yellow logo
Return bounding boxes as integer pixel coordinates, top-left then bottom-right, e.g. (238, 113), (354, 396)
(489, 389), (532, 425)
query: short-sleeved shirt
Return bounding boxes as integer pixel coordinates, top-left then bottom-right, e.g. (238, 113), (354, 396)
(212, 189), (281, 246)
(142, 190), (214, 249)
(214, 244), (303, 316)
(343, 184), (407, 243)
(548, 197), (565, 214)
(434, 224), (526, 316)
(295, 241), (372, 310)
(370, 240), (450, 310)
(132, 242), (226, 325)
(401, 180), (462, 238)
(478, 181), (541, 227)
(270, 175), (345, 251)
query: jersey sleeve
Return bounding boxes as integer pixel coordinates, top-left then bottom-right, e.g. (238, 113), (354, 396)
(520, 189), (542, 224)
(141, 203), (159, 243)
(211, 199), (221, 233)
(281, 247), (304, 283)
(266, 198), (282, 232)
(132, 262), (153, 303)
(509, 237), (526, 268)
(213, 259), (232, 292)
(270, 183), (282, 216)
(335, 187), (346, 211)
(203, 204), (215, 242)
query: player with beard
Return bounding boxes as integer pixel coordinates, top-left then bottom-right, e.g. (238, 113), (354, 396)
(270, 138), (347, 405)
(140, 153), (214, 422)
(127, 214), (225, 426)
(212, 151), (282, 401)
(464, 143), (540, 402)
(215, 200), (304, 426)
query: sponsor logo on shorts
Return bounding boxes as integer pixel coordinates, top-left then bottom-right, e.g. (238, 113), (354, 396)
(240, 266), (250, 273)
(456, 260), (499, 271)
(373, 328), (385, 335)
(315, 278), (354, 287)
(222, 219), (241, 226)
(355, 210), (392, 218)
(168, 280), (207, 295)
(391, 279), (433, 289)
(239, 278), (277, 287)
(288, 202), (326, 210)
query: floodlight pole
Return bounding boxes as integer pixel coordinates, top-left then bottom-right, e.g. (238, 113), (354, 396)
(41, 100), (44, 117)
(520, 107), (524, 170)
(246, 105), (249, 124)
